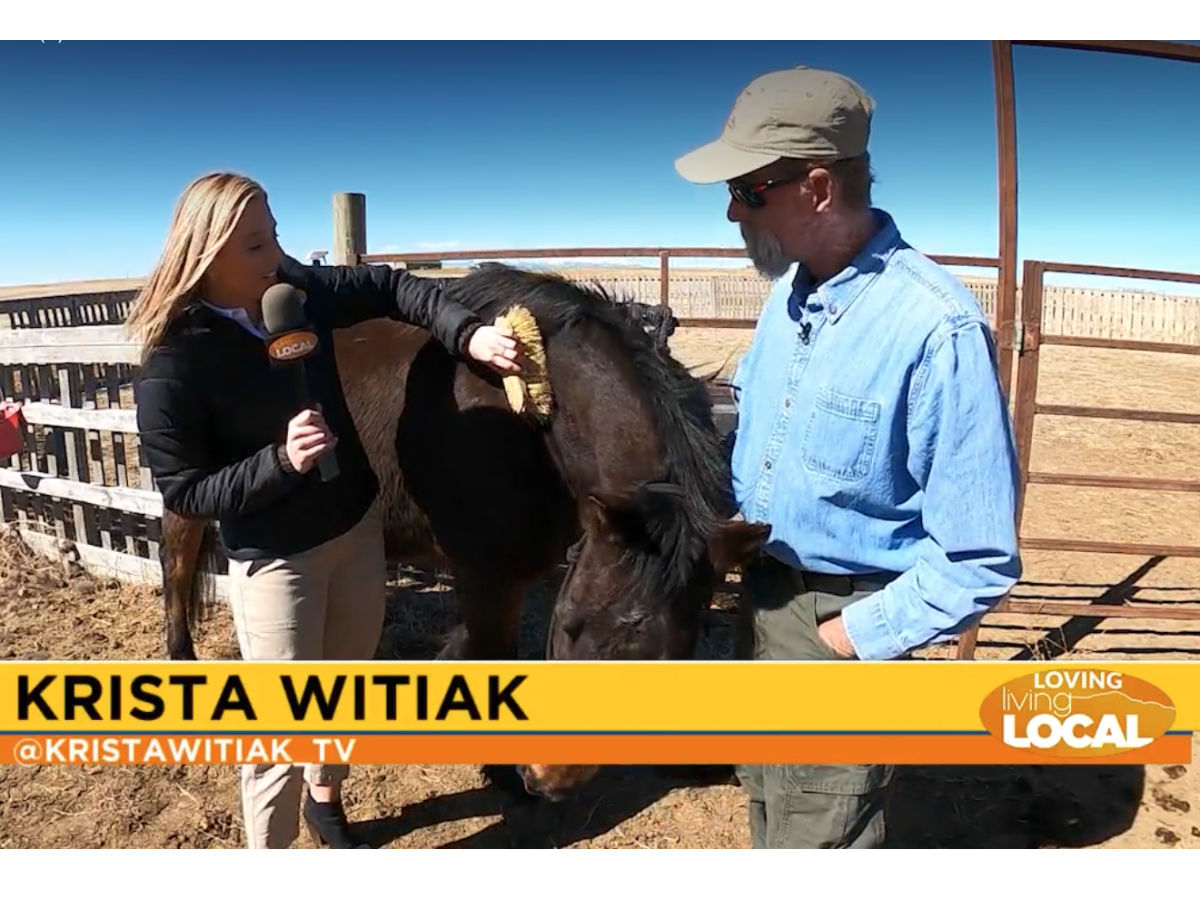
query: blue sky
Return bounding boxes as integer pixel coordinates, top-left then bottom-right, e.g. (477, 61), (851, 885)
(2, 40), (1199, 294)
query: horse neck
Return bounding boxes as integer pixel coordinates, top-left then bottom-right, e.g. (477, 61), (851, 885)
(543, 326), (668, 500)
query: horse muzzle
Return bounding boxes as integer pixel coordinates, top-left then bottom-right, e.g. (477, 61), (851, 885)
(517, 764), (601, 801)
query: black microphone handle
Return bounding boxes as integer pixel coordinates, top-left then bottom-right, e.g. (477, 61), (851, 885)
(300, 357), (340, 482)
(285, 358), (339, 482)
(316, 446), (340, 482)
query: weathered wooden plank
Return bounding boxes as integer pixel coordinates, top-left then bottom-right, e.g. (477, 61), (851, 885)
(88, 430), (106, 485)
(35, 364), (54, 402)
(97, 504), (113, 551)
(0, 325), (131, 346)
(998, 599), (1200, 621)
(0, 478), (14, 523)
(20, 401), (139, 433)
(1037, 404), (1200, 426)
(14, 526), (229, 602)
(57, 368), (91, 545)
(112, 432), (129, 486)
(1027, 472), (1200, 492)
(0, 325), (141, 365)
(0, 467), (162, 516)
(0, 345), (141, 366)
(1020, 537), (1200, 558)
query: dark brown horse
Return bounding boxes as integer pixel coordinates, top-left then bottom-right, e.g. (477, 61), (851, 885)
(158, 263), (768, 798)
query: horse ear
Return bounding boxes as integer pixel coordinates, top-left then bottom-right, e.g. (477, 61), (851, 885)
(583, 491), (646, 544)
(583, 494), (611, 534)
(707, 520), (771, 575)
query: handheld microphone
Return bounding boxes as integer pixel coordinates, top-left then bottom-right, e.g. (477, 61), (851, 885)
(261, 283), (339, 482)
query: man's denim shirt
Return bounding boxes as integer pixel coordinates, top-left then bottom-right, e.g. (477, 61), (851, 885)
(729, 209), (1021, 660)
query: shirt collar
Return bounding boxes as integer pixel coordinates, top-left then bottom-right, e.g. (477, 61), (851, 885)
(790, 208), (903, 325)
(198, 300), (270, 339)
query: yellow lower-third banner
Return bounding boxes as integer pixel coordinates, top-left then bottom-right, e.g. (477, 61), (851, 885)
(0, 660), (1193, 766)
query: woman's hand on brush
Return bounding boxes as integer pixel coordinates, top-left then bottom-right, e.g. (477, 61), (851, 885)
(468, 323), (522, 374)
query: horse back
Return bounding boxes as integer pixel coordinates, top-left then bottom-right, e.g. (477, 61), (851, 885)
(331, 318), (573, 576)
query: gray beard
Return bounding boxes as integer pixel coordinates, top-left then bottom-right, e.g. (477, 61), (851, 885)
(740, 224), (794, 279)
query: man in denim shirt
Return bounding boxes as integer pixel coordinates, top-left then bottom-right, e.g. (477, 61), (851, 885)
(675, 65), (1021, 848)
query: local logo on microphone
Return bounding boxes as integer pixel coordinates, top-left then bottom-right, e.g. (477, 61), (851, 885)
(979, 669), (1175, 759)
(267, 330), (318, 362)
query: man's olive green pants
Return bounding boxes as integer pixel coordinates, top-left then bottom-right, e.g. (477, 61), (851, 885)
(735, 555), (896, 849)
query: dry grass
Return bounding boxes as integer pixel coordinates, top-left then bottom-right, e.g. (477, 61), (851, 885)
(2, 328), (1199, 849)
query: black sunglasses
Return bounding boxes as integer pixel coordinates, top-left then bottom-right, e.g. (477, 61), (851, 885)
(726, 173), (807, 209)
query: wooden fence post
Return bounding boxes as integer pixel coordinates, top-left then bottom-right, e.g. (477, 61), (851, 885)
(57, 366), (93, 545)
(333, 192), (367, 266)
(659, 251), (670, 307)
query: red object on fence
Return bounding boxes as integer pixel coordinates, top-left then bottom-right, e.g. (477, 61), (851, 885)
(0, 401), (26, 457)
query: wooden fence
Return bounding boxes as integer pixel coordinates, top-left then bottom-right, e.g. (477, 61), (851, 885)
(0, 288), (138, 330)
(6, 271), (1200, 345)
(0, 325), (179, 593)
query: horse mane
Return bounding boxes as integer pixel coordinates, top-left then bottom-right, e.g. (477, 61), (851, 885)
(442, 263), (735, 595)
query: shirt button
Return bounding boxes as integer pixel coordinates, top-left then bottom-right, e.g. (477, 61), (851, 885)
(784, 398), (792, 409)
(830, 304), (838, 315)
(764, 461), (772, 470)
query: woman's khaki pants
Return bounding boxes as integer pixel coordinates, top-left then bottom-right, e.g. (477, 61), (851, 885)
(227, 504), (387, 849)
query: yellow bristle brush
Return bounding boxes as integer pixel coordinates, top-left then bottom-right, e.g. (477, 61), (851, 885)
(494, 304), (553, 423)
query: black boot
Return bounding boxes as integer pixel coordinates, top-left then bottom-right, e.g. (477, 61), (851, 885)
(303, 794), (370, 848)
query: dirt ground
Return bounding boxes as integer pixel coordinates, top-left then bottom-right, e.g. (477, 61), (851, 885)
(1, 328), (1198, 849)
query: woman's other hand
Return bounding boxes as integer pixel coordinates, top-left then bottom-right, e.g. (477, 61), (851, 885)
(284, 408), (336, 473)
(467, 323), (522, 374)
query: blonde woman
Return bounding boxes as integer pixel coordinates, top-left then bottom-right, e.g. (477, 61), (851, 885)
(130, 172), (520, 849)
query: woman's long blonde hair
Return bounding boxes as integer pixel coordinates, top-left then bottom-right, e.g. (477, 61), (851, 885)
(126, 172), (266, 363)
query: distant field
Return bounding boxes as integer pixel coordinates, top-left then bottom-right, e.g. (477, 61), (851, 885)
(0, 277), (145, 300)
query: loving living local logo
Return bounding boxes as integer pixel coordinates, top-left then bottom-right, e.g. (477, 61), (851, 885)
(979, 668), (1177, 759)
(266, 330), (318, 362)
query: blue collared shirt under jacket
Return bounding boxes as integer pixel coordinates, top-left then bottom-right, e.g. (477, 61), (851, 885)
(729, 209), (1022, 660)
(199, 301), (270, 339)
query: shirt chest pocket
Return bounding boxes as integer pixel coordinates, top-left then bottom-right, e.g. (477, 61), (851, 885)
(799, 387), (882, 484)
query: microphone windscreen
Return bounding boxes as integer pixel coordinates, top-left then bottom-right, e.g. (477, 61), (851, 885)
(261, 284), (308, 335)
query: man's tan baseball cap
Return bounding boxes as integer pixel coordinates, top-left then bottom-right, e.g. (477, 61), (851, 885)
(675, 65), (875, 184)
